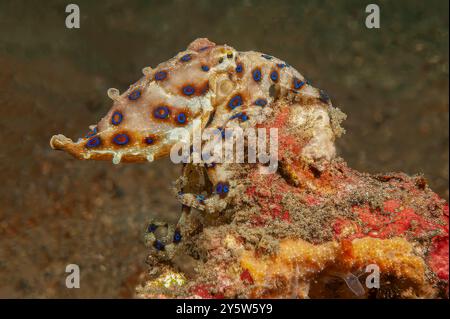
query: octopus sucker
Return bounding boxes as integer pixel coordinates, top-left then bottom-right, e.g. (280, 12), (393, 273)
(50, 38), (448, 299)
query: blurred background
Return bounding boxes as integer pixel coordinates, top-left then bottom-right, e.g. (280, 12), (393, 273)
(0, 0), (448, 298)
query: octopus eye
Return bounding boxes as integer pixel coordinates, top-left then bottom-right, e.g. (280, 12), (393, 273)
(293, 78), (305, 90)
(111, 111), (123, 125)
(86, 136), (101, 148)
(128, 89), (141, 101)
(153, 106), (170, 119)
(235, 63), (243, 73)
(112, 133), (129, 145)
(228, 94), (243, 110)
(201, 65), (210, 72)
(154, 71), (167, 81)
(261, 54), (273, 60)
(180, 54), (192, 62)
(182, 85), (195, 96)
(270, 70), (279, 82)
(252, 69), (262, 82)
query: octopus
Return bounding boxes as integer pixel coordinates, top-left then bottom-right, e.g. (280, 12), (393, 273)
(50, 38), (448, 299)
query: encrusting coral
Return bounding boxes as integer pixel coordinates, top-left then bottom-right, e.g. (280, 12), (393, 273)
(50, 38), (448, 298)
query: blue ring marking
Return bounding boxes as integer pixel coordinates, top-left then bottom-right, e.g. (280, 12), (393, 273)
(85, 127), (97, 138)
(180, 54), (192, 62)
(153, 240), (165, 251)
(223, 185), (229, 193)
(240, 114), (248, 122)
(277, 63), (286, 68)
(182, 85), (195, 96)
(111, 111), (123, 125)
(261, 54), (273, 60)
(228, 95), (243, 109)
(201, 65), (210, 72)
(215, 183), (229, 195)
(113, 133), (129, 145)
(252, 69), (262, 82)
(154, 106), (170, 119)
(270, 71), (279, 82)
(154, 71), (167, 81)
(147, 224), (157, 233)
(86, 136), (101, 148)
(128, 89), (141, 101)
(173, 231), (182, 243)
(145, 136), (154, 145)
(255, 98), (267, 107)
(293, 78), (305, 90)
(235, 64), (243, 73)
(176, 113), (187, 124)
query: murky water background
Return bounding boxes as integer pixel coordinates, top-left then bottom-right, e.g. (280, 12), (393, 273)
(0, 0), (448, 297)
